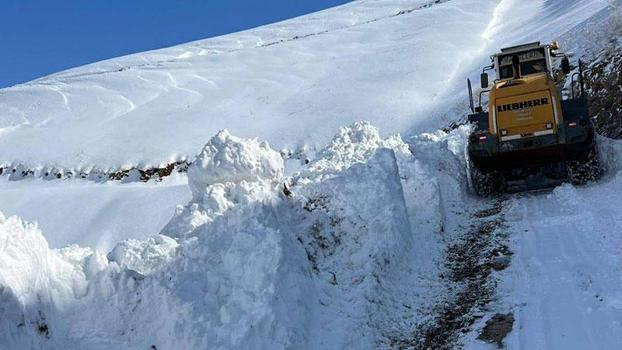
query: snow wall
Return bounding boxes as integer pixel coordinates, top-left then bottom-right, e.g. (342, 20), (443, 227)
(0, 122), (470, 349)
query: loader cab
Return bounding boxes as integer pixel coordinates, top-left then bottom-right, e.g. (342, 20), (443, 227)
(468, 41), (585, 150)
(493, 43), (553, 81)
(485, 42), (562, 142)
(467, 41), (583, 133)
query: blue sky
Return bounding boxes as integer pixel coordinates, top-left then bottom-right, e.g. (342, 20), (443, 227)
(0, 0), (350, 88)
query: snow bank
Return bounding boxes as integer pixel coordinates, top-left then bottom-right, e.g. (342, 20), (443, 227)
(291, 125), (414, 346)
(0, 123), (461, 349)
(281, 122), (470, 347)
(598, 135), (622, 176)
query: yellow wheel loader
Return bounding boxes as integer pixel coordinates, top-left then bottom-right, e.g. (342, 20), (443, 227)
(467, 42), (600, 195)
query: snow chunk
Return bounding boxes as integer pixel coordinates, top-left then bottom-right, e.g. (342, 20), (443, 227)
(56, 245), (109, 281)
(550, 183), (582, 214)
(188, 130), (284, 200)
(310, 121), (387, 173)
(107, 235), (179, 275)
(0, 213), (86, 304)
(598, 135), (622, 176)
(0, 212), (90, 349)
(165, 130), (283, 238)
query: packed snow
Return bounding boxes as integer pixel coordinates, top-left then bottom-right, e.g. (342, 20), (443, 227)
(1, 0), (621, 349)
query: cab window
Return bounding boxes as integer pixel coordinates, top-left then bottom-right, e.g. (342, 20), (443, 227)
(521, 59), (546, 75)
(498, 48), (547, 79)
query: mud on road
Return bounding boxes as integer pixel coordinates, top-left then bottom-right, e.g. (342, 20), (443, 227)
(393, 198), (513, 349)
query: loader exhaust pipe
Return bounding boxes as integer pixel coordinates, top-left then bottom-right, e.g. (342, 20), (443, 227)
(578, 59), (585, 98)
(467, 78), (475, 112)
(512, 55), (521, 79)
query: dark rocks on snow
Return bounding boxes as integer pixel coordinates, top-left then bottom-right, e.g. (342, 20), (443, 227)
(37, 322), (50, 338)
(584, 43), (622, 138)
(282, 183), (292, 197)
(478, 313), (515, 348)
(392, 200), (512, 349)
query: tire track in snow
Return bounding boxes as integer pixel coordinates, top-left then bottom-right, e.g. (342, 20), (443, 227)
(502, 188), (622, 349)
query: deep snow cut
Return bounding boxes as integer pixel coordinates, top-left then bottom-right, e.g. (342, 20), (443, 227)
(0, 123), (469, 349)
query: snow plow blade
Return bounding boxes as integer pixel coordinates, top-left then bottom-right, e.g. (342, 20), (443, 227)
(504, 170), (566, 194)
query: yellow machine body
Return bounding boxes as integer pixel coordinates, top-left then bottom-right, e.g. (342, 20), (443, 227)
(488, 73), (563, 141)
(467, 41), (598, 194)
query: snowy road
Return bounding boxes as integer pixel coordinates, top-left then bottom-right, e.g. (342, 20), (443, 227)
(498, 182), (622, 349)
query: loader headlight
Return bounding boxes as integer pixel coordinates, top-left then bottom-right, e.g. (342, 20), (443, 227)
(501, 129), (508, 136)
(546, 123), (553, 129)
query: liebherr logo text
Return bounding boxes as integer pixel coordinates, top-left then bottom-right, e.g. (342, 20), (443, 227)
(497, 97), (549, 112)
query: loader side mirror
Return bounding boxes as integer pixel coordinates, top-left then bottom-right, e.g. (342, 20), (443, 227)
(480, 73), (489, 89)
(561, 57), (571, 74)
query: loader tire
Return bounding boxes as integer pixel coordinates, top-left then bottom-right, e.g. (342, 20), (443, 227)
(469, 161), (503, 197)
(567, 147), (601, 185)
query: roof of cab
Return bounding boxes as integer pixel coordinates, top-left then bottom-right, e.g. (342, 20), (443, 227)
(499, 41), (542, 54)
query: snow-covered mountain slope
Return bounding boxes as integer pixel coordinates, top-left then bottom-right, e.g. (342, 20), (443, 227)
(0, 0), (490, 169)
(1, 0), (621, 349)
(0, 0), (608, 169)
